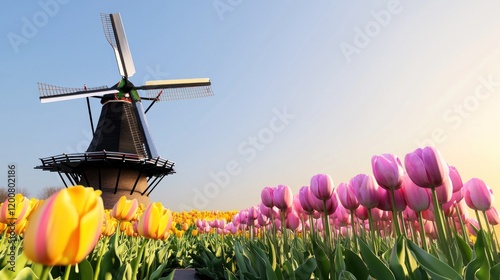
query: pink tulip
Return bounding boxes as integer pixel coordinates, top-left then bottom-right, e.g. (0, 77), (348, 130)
(371, 153), (404, 190)
(333, 204), (350, 226)
(228, 223), (238, 234)
(324, 194), (338, 215)
(369, 207), (384, 222)
(273, 185), (293, 211)
(337, 182), (359, 211)
(448, 166), (463, 193)
(355, 205), (368, 220)
(486, 207), (500, 225)
(298, 186), (315, 214)
(292, 195), (304, 215)
(350, 173), (380, 209)
(238, 210), (248, 225)
(404, 146), (449, 188)
(377, 187), (406, 211)
(434, 178), (453, 204)
(466, 218), (480, 236)
(257, 213), (270, 227)
(286, 211), (301, 231)
(403, 207), (418, 221)
(463, 178), (494, 211)
(312, 192), (338, 215)
(247, 206), (259, 220)
(423, 220), (437, 240)
(441, 193), (462, 217)
(261, 187), (274, 208)
(310, 173), (334, 200)
(402, 174), (430, 212)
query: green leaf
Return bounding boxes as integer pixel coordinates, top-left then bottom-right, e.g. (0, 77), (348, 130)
(312, 239), (330, 280)
(389, 237), (407, 280)
(455, 234), (473, 265)
(117, 262), (133, 280)
(252, 245), (277, 280)
(149, 262), (169, 280)
(234, 242), (253, 278)
(338, 270), (357, 280)
(266, 234), (277, 271)
(159, 270), (175, 280)
(68, 259), (94, 280)
(490, 262), (500, 280)
(343, 247), (369, 280)
(359, 238), (395, 280)
(465, 230), (490, 280)
(12, 267), (39, 280)
(98, 237), (122, 280)
(0, 251), (29, 279)
(294, 258), (317, 280)
(334, 246), (346, 274)
(407, 239), (461, 280)
(225, 269), (238, 280)
(282, 260), (295, 280)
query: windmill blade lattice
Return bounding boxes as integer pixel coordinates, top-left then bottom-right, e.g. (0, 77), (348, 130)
(38, 82), (114, 103)
(100, 13), (136, 78)
(142, 86), (213, 102)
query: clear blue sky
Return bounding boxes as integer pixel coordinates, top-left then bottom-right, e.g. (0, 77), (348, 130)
(2, 1), (500, 211)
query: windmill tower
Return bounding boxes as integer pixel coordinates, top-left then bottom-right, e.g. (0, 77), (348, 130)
(35, 13), (213, 208)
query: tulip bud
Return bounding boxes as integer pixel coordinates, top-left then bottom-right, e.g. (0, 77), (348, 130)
(371, 154), (404, 190)
(261, 187), (274, 208)
(111, 196), (139, 221)
(337, 182), (359, 211)
(23, 185), (104, 266)
(463, 178), (494, 211)
(137, 202), (173, 240)
(402, 174), (430, 212)
(310, 174), (334, 200)
(350, 173), (380, 209)
(404, 146), (449, 188)
(273, 185), (293, 211)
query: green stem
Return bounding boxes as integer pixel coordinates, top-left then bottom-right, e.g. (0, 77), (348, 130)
(481, 210), (498, 263)
(430, 187), (453, 267)
(417, 211), (428, 252)
(454, 203), (469, 244)
(280, 211), (288, 262)
(39, 265), (52, 280)
(63, 265), (72, 280)
(322, 200), (332, 249)
(93, 237), (109, 280)
(350, 210), (358, 251)
(389, 189), (402, 237)
(367, 209), (377, 252)
(132, 238), (148, 279)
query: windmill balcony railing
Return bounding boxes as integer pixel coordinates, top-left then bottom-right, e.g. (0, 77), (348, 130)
(37, 151), (175, 170)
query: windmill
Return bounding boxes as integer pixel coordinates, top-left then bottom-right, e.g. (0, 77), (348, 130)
(35, 13), (213, 208)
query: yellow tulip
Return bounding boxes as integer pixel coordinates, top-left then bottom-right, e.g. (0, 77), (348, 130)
(0, 193), (30, 224)
(110, 196), (139, 221)
(101, 218), (117, 237)
(137, 202), (173, 240)
(23, 185), (104, 266)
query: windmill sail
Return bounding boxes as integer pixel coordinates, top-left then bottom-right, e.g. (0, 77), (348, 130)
(38, 82), (116, 103)
(139, 78), (213, 102)
(101, 13), (136, 78)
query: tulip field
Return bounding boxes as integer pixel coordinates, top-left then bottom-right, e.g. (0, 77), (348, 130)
(1, 146), (500, 279)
